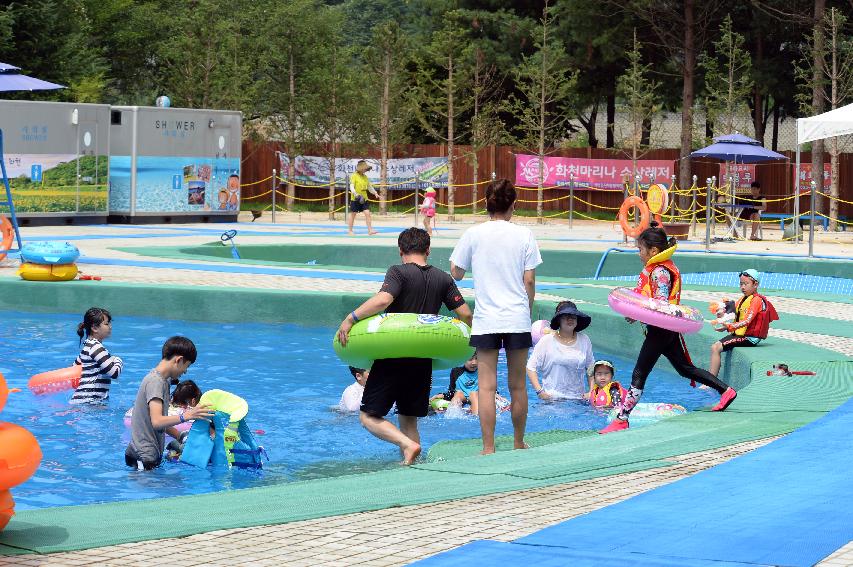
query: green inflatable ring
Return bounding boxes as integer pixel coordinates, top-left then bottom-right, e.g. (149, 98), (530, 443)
(334, 313), (473, 370)
(199, 389), (248, 423)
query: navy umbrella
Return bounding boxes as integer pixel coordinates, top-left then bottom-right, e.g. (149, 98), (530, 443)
(0, 62), (65, 92)
(691, 133), (786, 163)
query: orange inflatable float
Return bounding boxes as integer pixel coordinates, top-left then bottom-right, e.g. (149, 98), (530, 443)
(618, 195), (651, 238)
(0, 372), (42, 532)
(0, 216), (13, 262)
(0, 489), (13, 531)
(28, 365), (82, 395)
(0, 423), (41, 491)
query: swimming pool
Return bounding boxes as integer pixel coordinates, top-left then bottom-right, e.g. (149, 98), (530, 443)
(1, 310), (716, 510)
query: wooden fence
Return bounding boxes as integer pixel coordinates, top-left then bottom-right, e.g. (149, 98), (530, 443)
(240, 141), (853, 219)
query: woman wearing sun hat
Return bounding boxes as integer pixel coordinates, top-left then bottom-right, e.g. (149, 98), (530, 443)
(526, 301), (595, 400)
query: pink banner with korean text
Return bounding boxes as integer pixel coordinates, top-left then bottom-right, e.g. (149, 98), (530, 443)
(514, 155), (675, 189)
(794, 163), (832, 194)
(718, 164), (757, 193)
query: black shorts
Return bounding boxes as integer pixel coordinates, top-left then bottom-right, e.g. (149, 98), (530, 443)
(470, 332), (533, 351)
(124, 445), (162, 470)
(739, 207), (758, 219)
(349, 198), (369, 213)
(361, 358), (432, 418)
(719, 333), (760, 351)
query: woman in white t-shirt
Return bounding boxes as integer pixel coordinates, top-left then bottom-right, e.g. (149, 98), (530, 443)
(449, 179), (542, 455)
(527, 301), (594, 400)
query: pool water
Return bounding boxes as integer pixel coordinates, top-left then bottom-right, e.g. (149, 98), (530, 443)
(0, 311), (716, 510)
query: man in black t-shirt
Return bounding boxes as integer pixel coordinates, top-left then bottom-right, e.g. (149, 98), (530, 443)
(336, 228), (473, 464)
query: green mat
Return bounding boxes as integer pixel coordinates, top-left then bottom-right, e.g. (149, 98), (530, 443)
(428, 430), (597, 462)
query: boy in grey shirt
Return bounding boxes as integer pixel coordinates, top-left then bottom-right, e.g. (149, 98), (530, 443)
(125, 336), (213, 470)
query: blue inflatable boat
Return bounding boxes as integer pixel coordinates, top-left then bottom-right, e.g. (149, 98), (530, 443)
(20, 241), (80, 265)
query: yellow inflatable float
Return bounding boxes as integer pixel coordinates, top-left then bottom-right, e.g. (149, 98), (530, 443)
(18, 263), (78, 282)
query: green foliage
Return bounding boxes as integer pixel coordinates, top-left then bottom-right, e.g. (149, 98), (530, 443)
(0, 0), (831, 155)
(796, 7), (853, 115)
(365, 20), (412, 146)
(700, 15), (753, 135)
(506, 2), (576, 154)
(408, 15), (471, 143)
(617, 30), (660, 153)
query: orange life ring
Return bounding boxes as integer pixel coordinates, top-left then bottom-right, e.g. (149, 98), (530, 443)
(618, 196), (651, 238)
(0, 216), (13, 262)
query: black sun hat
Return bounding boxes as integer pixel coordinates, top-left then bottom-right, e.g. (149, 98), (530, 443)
(550, 301), (591, 332)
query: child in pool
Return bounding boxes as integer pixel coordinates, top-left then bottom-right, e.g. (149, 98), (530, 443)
(166, 379), (202, 459)
(585, 360), (626, 408)
(340, 366), (369, 412)
(70, 307), (123, 405)
(125, 337), (213, 470)
(599, 223), (737, 434)
(430, 354), (508, 414)
(709, 268), (779, 378)
(420, 187), (437, 235)
(169, 380), (250, 464)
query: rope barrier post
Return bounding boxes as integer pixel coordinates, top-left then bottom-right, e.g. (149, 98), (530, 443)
(710, 175), (717, 239)
(689, 174), (697, 237)
(808, 179), (816, 257)
(271, 168), (277, 224)
(344, 173), (350, 232)
(414, 174), (420, 228)
(705, 177), (712, 252)
(794, 145), (801, 244)
(568, 174), (574, 229)
(622, 175), (629, 244)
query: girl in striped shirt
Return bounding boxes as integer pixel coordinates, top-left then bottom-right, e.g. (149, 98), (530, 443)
(70, 307), (123, 405)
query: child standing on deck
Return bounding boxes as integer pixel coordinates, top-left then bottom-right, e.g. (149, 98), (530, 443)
(709, 269), (779, 377)
(70, 307), (123, 405)
(599, 223), (737, 434)
(420, 187), (437, 235)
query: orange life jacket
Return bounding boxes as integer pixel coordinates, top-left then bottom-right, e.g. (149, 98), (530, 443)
(734, 292), (778, 339)
(635, 258), (681, 304)
(590, 381), (627, 408)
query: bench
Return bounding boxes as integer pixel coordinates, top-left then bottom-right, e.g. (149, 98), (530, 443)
(760, 213), (846, 231)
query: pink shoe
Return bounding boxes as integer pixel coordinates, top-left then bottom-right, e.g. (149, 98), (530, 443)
(599, 419), (629, 434)
(711, 387), (737, 412)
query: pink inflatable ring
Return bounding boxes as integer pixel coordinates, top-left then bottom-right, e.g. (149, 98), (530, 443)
(607, 287), (703, 334)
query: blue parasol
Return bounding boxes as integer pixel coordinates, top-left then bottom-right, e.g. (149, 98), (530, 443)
(690, 133), (786, 163)
(0, 62), (65, 92)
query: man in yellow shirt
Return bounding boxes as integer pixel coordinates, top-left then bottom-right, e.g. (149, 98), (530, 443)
(348, 159), (381, 235)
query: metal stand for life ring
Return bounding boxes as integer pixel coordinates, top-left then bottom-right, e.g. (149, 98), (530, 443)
(221, 230), (241, 259)
(0, 129), (24, 260)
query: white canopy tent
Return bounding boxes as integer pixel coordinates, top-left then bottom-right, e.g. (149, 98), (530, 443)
(794, 102), (853, 255)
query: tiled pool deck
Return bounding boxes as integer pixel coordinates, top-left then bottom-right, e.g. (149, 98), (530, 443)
(1, 214), (851, 566)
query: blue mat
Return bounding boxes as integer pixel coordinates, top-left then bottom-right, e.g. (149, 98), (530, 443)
(411, 540), (770, 566)
(418, 397), (853, 567)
